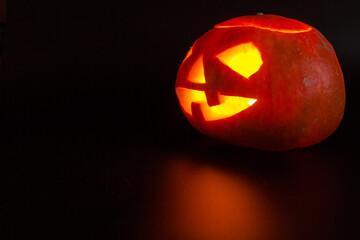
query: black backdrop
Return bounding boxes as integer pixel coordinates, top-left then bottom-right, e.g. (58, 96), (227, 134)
(1, 0), (359, 239)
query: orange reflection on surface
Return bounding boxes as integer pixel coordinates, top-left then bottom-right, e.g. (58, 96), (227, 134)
(176, 87), (256, 121)
(216, 42), (263, 79)
(147, 158), (278, 240)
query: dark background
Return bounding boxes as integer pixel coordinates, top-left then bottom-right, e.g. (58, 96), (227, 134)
(1, 0), (359, 239)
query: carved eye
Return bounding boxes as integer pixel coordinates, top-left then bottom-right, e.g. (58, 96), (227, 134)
(188, 55), (206, 84)
(216, 42), (263, 79)
(182, 47), (193, 63)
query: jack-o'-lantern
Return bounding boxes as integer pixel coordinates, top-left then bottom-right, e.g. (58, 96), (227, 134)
(175, 14), (345, 150)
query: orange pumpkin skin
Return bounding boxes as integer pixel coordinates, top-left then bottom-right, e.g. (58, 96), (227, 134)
(175, 14), (345, 150)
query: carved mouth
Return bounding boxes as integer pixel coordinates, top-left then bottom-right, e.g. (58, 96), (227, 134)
(176, 87), (257, 121)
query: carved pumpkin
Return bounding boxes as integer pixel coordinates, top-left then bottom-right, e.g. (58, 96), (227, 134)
(175, 14), (345, 150)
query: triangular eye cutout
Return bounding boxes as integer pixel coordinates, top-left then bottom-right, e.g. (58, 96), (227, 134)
(182, 47), (193, 63)
(188, 55), (206, 84)
(216, 42), (263, 79)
